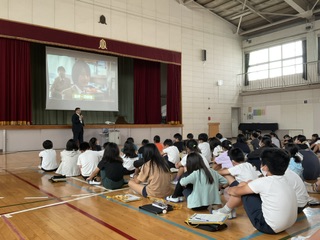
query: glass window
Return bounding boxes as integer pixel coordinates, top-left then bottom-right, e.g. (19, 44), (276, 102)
(247, 40), (303, 81)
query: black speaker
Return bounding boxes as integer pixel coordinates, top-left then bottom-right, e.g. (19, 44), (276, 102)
(202, 49), (206, 61)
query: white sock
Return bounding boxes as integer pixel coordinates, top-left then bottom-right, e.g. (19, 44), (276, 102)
(220, 204), (232, 214)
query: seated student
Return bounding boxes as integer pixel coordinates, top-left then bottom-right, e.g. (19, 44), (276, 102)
(173, 133), (184, 153)
(77, 142), (101, 180)
(310, 133), (320, 153)
(282, 134), (293, 147)
(198, 133), (212, 164)
(153, 135), (164, 153)
(98, 142), (109, 158)
(87, 142), (125, 190)
(232, 134), (251, 154)
(209, 137), (223, 159)
(212, 140), (233, 170)
(223, 148), (297, 234)
(167, 140), (212, 201)
(285, 143), (304, 179)
(178, 152), (228, 210)
(172, 139), (211, 185)
(217, 148), (259, 219)
(250, 132), (260, 150)
(284, 169), (309, 214)
(270, 132), (281, 148)
(294, 135), (310, 149)
(122, 141), (139, 175)
(137, 139), (149, 159)
(299, 148), (320, 182)
(128, 143), (172, 198)
(56, 139), (81, 177)
(39, 140), (58, 172)
(183, 133), (194, 149)
(89, 137), (102, 151)
(121, 137), (138, 153)
(247, 135), (275, 171)
(216, 133), (227, 143)
(161, 139), (180, 169)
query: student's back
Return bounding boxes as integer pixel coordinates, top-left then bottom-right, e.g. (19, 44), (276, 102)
(77, 149), (101, 177)
(299, 149), (320, 181)
(284, 169), (309, 211)
(39, 140), (58, 171)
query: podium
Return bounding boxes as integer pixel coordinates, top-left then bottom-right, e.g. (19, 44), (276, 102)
(100, 129), (121, 145)
(109, 130), (121, 145)
(208, 122), (220, 137)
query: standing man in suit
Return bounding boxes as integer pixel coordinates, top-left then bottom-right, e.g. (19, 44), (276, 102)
(72, 107), (84, 146)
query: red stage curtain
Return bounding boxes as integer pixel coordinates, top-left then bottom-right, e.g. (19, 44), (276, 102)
(0, 38), (31, 125)
(134, 59), (161, 124)
(167, 64), (181, 123)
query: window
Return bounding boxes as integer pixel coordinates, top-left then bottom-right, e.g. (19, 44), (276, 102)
(246, 40), (303, 81)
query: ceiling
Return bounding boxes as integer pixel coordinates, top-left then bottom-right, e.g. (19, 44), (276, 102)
(178, 0), (320, 37)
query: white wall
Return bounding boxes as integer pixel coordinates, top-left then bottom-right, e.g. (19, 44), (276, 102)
(0, 0), (243, 139)
(242, 88), (320, 138)
(241, 19), (320, 138)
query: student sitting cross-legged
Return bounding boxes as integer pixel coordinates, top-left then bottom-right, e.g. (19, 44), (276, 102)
(128, 143), (172, 198)
(87, 142), (125, 190)
(77, 142), (101, 180)
(178, 152), (228, 211)
(39, 140), (58, 172)
(219, 148), (297, 234)
(217, 147), (259, 219)
(56, 139), (81, 177)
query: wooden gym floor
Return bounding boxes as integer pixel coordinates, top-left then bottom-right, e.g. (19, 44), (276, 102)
(0, 151), (319, 240)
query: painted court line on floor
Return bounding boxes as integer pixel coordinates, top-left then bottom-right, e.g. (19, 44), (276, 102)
(2, 215), (25, 240)
(24, 196), (49, 199)
(66, 180), (216, 240)
(2, 192), (107, 218)
(5, 170), (136, 240)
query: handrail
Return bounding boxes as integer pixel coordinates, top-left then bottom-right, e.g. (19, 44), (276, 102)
(238, 61), (320, 92)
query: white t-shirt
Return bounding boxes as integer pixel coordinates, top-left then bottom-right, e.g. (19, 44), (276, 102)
(180, 153), (210, 169)
(56, 150), (81, 177)
(163, 146), (180, 164)
(77, 150), (101, 176)
(228, 162), (259, 182)
(248, 175), (297, 233)
(212, 145), (223, 157)
(39, 149), (58, 170)
(284, 169), (309, 208)
(122, 155), (139, 171)
(198, 142), (212, 164)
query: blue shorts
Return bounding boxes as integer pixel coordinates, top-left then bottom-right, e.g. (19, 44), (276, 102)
(142, 185), (148, 198)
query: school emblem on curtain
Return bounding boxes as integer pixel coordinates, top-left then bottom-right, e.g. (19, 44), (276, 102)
(98, 39), (107, 50)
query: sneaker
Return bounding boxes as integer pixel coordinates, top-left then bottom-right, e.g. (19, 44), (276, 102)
(88, 180), (101, 185)
(171, 180), (178, 185)
(211, 208), (234, 219)
(130, 173), (134, 178)
(166, 195), (180, 203)
(178, 196), (184, 202)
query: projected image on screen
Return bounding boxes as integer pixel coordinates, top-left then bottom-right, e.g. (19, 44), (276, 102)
(46, 47), (118, 111)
